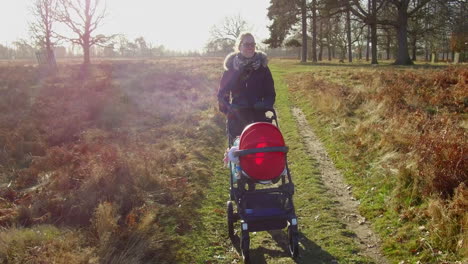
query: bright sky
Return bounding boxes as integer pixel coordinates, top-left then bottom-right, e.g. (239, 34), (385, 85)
(0, 0), (271, 52)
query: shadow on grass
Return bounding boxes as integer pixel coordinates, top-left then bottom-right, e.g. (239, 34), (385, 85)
(229, 230), (336, 264)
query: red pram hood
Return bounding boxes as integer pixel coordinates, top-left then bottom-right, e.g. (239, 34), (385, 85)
(238, 122), (287, 181)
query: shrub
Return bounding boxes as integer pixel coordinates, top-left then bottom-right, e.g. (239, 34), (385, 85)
(287, 66), (468, 260)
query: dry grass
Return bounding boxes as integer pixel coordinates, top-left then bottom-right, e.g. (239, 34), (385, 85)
(0, 58), (224, 262)
(287, 66), (467, 261)
(0, 225), (93, 263)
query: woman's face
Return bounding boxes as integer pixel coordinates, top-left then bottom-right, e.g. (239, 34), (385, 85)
(240, 35), (256, 58)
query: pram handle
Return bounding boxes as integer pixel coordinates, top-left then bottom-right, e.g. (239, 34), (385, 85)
(228, 105), (276, 112)
(233, 146), (289, 157)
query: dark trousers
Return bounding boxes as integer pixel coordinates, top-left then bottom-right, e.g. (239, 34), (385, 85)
(227, 109), (266, 140)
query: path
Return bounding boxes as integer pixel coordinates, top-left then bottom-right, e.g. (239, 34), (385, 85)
(292, 107), (389, 264)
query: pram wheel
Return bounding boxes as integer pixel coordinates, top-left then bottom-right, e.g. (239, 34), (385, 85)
(227, 201), (234, 237)
(241, 228), (250, 263)
(288, 224), (299, 258)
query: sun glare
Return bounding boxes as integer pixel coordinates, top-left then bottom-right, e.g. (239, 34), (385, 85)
(1, 0), (270, 52)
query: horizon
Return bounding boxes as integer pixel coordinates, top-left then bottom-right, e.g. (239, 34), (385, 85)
(0, 0), (271, 52)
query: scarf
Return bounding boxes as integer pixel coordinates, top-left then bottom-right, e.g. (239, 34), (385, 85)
(232, 53), (263, 72)
(233, 53), (263, 80)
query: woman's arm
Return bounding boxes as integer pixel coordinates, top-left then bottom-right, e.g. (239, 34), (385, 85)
(217, 70), (238, 113)
(263, 67), (276, 108)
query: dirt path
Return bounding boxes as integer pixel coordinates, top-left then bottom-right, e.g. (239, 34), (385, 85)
(292, 107), (389, 264)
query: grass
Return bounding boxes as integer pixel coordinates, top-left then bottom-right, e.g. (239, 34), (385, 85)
(0, 58), (231, 263)
(182, 60), (377, 264)
(267, 63), (374, 263)
(278, 59), (467, 263)
(172, 59), (377, 263)
(0, 58), (465, 263)
(0, 225), (92, 263)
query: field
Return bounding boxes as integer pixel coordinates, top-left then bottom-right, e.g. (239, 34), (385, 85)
(0, 58), (466, 263)
(0, 58), (226, 263)
(277, 60), (467, 263)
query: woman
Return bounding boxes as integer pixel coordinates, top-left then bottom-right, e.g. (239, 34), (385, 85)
(217, 32), (276, 139)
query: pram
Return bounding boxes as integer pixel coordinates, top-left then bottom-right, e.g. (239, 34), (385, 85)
(225, 108), (299, 263)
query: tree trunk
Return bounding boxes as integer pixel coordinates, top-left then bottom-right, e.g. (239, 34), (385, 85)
(431, 52), (437, 63)
(45, 38), (56, 69)
(394, 4), (413, 65)
(370, 0), (378, 64)
(83, 32), (91, 65)
(425, 45), (429, 61)
(370, 23), (378, 64)
(318, 18), (323, 61)
(327, 17), (332, 61)
(346, 8), (352, 62)
(453, 52), (460, 63)
(411, 36), (417, 61)
(82, 0), (92, 65)
(301, 0), (307, 63)
(386, 32), (391, 60)
(366, 0), (371, 61)
(312, 0), (318, 62)
(358, 45), (362, 60)
(83, 45), (90, 65)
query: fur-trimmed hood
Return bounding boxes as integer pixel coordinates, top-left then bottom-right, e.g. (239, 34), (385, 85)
(223, 51), (268, 71)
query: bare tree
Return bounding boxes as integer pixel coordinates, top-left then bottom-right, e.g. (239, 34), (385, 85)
(211, 14), (249, 43)
(55, 0), (114, 65)
(12, 39), (36, 59)
(349, 0), (387, 65)
(382, 0), (433, 65)
(135, 36), (150, 57)
(309, 0), (319, 62)
(205, 14), (250, 55)
(29, 0), (58, 68)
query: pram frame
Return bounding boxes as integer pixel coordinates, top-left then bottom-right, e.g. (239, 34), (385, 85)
(226, 108), (299, 263)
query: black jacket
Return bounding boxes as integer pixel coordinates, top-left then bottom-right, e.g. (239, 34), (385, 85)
(217, 52), (275, 114)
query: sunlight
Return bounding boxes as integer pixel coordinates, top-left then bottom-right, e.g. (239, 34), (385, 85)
(1, 0), (270, 52)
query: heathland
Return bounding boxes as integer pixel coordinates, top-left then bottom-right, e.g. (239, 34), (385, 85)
(0, 58), (466, 263)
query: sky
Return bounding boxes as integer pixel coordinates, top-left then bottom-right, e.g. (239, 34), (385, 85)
(0, 0), (272, 52)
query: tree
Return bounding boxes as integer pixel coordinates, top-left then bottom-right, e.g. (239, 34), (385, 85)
(447, 0), (467, 63)
(117, 35), (130, 57)
(301, 0), (308, 62)
(102, 43), (116, 57)
(322, 0), (361, 62)
(310, 0), (318, 62)
(0, 44), (14, 59)
(55, 0), (114, 65)
(346, 7), (352, 62)
(205, 14), (249, 55)
(135, 36), (150, 57)
(265, 0), (308, 62)
(29, 0), (58, 68)
(366, 0), (371, 61)
(349, 0), (386, 64)
(285, 38), (303, 59)
(382, 26), (395, 60)
(12, 39), (35, 59)
(379, 0), (433, 65)
(318, 14), (325, 60)
(451, 32), (467, 63)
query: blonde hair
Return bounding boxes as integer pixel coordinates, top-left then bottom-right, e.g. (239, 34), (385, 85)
(234, 32), (255, 52)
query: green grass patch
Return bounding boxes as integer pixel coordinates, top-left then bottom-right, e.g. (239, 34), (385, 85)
(278, 59), (465, 263)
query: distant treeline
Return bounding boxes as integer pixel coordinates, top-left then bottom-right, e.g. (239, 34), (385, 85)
(1, 39), (465, 62)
